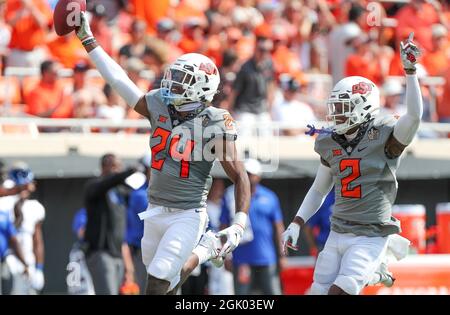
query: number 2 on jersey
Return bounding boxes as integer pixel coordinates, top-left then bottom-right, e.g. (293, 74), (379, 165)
(340, 159), (361, 198)
(150, 127), (195, 178)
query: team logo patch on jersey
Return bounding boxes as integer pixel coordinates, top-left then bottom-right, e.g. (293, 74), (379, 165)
(368, 127), (380, 140)
(158, 115), (168, 123)
(332, 149), (342, 157)
(223, 114), (235, 130)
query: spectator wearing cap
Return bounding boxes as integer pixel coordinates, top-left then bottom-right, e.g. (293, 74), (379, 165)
(272, 75), (316, 137)
(90, 4), (113, 56)
(71, 61), (105, 119)
(4, 0), (52, 68)
(230, 32), (276, 137)
(124, 154), (151, 294)
(328, 3), (364, 83)
(220, 159), (285, 295)
(155, 18), (183, 63)
(381, 78), (406, 117)
(26, 60), (74, 119)
(6, 162), (45, 295)
(118, 19), (147, 67)
(422, 24), (449, 77)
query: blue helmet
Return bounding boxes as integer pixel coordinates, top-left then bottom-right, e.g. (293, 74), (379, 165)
(9, 162), (34, 185)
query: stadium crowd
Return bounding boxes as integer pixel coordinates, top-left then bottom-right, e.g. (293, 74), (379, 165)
(0, 0), (450, 131)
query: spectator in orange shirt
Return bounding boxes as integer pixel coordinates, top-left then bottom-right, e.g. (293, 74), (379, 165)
(26, 60), (73, 118)
(422, 24), (449, 77)
(395, 0), (439, 53)
(178, 17), (207, 54)
(5, 0), (52, 68)
(345, 34), (382, 85)
(46, 33), (87, 69)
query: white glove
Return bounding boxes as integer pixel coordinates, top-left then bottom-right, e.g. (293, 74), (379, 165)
(282, 222), (301, 255)
(76, 12), (94, 43)
(217, 212), (247, 257)
(400, 32), (421, 73)
(31, 268), (45, 291)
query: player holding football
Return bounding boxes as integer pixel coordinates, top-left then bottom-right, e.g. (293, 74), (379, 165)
(75, 13), (250, 295)
(282, 34), (422, 295)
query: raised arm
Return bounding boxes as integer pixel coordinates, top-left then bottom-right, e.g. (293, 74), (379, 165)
(86, 168), (136, 201)
(76, 12), (149, 118)
(385, 34), (423, 158)
(282, 163), (333, 254)
(217, 139), (251, 257)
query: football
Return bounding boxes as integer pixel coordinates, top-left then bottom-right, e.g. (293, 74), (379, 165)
(53, 0), (87, 36)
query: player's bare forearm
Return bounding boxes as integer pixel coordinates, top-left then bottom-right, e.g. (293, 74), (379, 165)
(218, 140), (250, 214)
(274, 221), (286, 257)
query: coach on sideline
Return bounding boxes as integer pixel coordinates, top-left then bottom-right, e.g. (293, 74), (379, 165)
(83, 153), (137, 295)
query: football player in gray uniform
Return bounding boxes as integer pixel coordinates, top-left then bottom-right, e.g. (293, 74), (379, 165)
(282, 33), (422, 295)
(76, 13), (250, 295)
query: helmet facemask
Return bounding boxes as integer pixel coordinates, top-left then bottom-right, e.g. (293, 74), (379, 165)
(161, 65), (198, 107)
(160, 54), (220, 111)
(327, 94), (377, 135)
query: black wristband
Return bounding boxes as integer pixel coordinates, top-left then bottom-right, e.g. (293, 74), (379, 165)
(82, 37), (96, 47)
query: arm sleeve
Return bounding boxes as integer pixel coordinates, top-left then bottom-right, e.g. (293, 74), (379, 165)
(86, 169), (135, 200)
(295, 164), (334, 223)
(88, 46), (144, 107)
(393, 74), (423, 145)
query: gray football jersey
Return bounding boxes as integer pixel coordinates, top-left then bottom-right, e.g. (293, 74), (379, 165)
(314, 115), (402, 237)
(145, 89), (237, 209)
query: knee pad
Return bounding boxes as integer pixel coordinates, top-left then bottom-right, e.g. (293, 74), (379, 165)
(309, 282), (330, 295)
(334, 275), (361, 295)
(147, 257), (178, 281)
